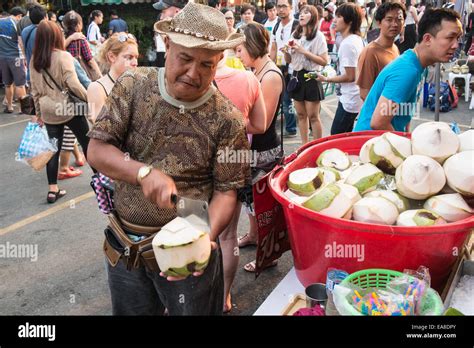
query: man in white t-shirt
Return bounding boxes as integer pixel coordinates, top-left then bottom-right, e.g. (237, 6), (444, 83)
(270, 0), (298, 136)
(263, 2), (278, 38)
(153, 0), (188, 67)
(317, 2), (364, 135)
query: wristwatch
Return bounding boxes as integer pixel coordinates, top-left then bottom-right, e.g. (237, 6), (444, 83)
(137, 165), (153, 185)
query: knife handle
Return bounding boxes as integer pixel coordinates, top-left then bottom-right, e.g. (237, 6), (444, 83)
(171, 194), (178, 205)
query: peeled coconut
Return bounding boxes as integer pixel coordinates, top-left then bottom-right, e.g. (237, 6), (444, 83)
(359, 137), (377, 163)
(352, 197), (399, 225)
(411, 122), (459, 163)
(396, 209), (447, 226)
(302, 182), (361, 219)
(345, 163), (384, 195)
(458, 130), (473, 152)
(361, 133), (412, 174)
(424, 193), (473, 222)
(287, 168), (324, 196)
(365, 190), (409, 213)
(395, 155), (446, 200)
(152, 217), (211, 277)
(316, 148), (351, 171)
(443, 151), (474, 197)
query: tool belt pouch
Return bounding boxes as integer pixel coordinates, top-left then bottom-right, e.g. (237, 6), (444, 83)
(103, 213), (160, 272)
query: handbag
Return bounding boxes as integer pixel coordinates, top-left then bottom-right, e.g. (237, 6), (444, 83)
(75, 40), (101, 81)
(286, 71), (300, 93)
(17, 122), (58, 171)
(42, 69), (88, 118)
(20, 94), (36, 115)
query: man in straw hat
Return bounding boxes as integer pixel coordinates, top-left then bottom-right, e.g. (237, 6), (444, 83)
(87, 2), (250, 315)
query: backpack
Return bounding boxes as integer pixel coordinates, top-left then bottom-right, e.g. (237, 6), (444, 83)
(427, 81), (457, 112)
(272, 18), (299, 37)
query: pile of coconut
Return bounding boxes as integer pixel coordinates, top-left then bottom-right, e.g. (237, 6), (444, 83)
(285, 122), (473, 226)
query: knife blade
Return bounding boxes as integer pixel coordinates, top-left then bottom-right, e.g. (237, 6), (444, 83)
(171, 194), (211, 233)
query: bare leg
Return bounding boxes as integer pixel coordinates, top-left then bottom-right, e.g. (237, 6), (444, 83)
(306, 100), (322, 140)
(218, 202), (242, 313)
(294, 100), (309, 144)
(15, 85), (26, 100)
(59, 151), (72, 173)
(72, 143), (85, 164)
(5, 85), (14, 110)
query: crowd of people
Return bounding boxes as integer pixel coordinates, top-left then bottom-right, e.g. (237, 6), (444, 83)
(0, 0), (471, 316)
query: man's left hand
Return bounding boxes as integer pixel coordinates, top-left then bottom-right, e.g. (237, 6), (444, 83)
(159, 241), (218, 281)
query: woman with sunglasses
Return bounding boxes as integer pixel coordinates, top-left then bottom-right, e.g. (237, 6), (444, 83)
(221, 8), (245, 70)
(87, 33), (139, 123)
(283, 5), (328, 144)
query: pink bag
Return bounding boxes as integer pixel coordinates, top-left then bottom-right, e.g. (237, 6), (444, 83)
(90, 173), (115, 214)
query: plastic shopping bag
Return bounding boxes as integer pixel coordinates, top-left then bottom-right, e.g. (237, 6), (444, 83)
(17, 122), (58, 171)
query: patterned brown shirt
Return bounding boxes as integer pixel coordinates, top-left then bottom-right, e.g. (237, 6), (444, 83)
(88, 67), (251, 227)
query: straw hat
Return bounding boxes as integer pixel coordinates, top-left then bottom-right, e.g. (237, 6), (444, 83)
(154, 2), (245, 51)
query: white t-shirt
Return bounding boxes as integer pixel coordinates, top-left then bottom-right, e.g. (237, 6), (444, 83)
(272, 18), (295, 67)
(338, 34), (364, 113)
(87, 22), (102, 43)
(264, 18), (279, 51)
(289, 31), (328, 72)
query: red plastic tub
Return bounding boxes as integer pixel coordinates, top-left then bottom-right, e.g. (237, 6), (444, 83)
(269, 131), (474, 292)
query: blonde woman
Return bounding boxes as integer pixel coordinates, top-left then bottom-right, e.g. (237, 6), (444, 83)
(87, 33), (139, 123)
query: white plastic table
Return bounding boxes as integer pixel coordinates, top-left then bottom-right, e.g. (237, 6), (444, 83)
(254, 267), (305, 315)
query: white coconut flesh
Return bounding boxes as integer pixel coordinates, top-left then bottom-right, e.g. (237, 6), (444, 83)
(359, 137), (378, 163)
(319, 167), (341, 184)
(287, 168), (324, 196)
(443, 151), (474, 197)
(364, 190), (409, 213)
(152, 217), (211, 277)
(316, 148), (351, 171)
(368, 133), (412, 174)
(395, 155), (446, 200)
(411, 121), (459, 163)
(396, 209), (447, 226)
(352, 197), (399, 225)
(302, 183), (360, 218)
(283, 189), (309, 204)
(345, 163), (384, 194)
(424, 193), (473, 222)
(458, 130), (473, 152)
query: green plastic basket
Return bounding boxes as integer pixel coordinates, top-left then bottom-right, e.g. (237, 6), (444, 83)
(338, 268), (444, 316)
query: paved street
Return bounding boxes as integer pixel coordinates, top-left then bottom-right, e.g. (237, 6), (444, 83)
(0, 90), (472, 316)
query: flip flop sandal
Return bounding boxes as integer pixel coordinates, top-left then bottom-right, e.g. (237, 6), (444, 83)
(3, 107), (14, 113)
(47, 189), (66, 204)
(238, 232), (257, 248)
(243, 259), (278, 273)
(58, 169), (83, 180)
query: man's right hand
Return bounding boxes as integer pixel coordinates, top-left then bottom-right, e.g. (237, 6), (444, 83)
(140, 168), (177, 209)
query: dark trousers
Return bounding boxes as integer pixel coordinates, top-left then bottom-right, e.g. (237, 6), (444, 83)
(106, 247), (224, 315)
(45, 116), (90, 185)
(330, 102), (359, 135)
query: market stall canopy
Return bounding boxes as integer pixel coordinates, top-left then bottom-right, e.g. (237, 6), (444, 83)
(81, 0), (153, 5)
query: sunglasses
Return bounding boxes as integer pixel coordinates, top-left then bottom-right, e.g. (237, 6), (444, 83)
(118, 33), (136, 42)
(225, 17), (234, 20)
